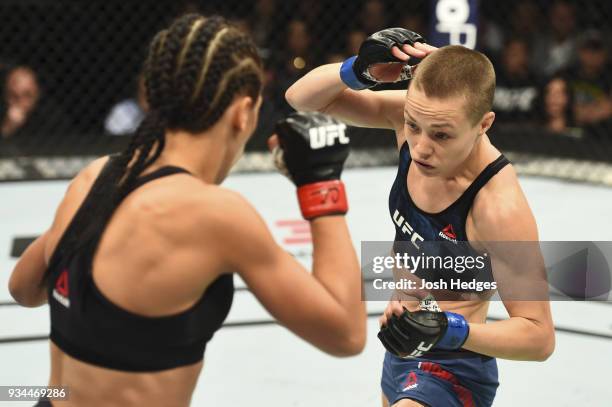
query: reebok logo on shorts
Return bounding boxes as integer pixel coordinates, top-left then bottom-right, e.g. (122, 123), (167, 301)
(402, 371), (418, 391)
(52, 269), (70, 308)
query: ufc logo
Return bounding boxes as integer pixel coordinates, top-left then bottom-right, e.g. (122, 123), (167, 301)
(393, 209), (424, 249)
(409, 341), (433, 358)
(309, 124), (349, 149)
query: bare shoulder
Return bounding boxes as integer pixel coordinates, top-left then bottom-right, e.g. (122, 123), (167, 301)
(53, 156), (112, 211)
(186, 184), (251, 217)
(158, 181), (265, 237)
(82, 156), (111, 177)
(44, 156), (112, 262)
(189, 185), (266, 236)
(55, 156), (111, 215)
(76, 156), (110, 183)
(471, 162), (538, 241)
(166, 183), (275, 263)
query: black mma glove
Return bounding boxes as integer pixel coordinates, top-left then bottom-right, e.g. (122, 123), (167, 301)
(340, 28), (426, 90)
(274, 111), (350, 220)
(378, 309), (469, 358)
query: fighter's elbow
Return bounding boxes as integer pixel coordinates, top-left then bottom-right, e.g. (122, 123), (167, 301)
(9, 288), (45, 308)
(346, 328), (367, 356)
(8, 276), (25, 304)
(8, 278), (46, 308)
(534, 329), (556, 361)
(330, 332), (366, 357)
(284, 86), (301, 111)
(325, 322), (367, 357)
(284, 85), (320, 113)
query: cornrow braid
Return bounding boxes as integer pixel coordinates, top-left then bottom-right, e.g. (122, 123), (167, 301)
(62, 14), (263, 260)
(191, 26), (233, 102)
(188, 30), (262, 130)
(176, 17), (206, 76)
(173, 17), (228, 120)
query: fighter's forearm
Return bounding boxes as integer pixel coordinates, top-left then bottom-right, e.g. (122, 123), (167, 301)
(9, 232), (49, 307)
(462, 316), (555, 361)
(285, 63), (347, 112)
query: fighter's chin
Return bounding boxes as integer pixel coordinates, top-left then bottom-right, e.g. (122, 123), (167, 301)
(414, 161), (438, 176)
(417, 168), (438, 177)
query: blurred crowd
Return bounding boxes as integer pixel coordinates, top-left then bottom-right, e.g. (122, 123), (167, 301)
(0, 0), (610, 156)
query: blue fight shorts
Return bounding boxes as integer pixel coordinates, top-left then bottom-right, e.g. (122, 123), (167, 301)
(381, 350), (499, 407)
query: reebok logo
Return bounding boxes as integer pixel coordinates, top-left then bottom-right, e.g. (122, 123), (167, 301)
(52, 269), (70, 308)
(402, 371), (419, 391)
(309, 124), (349, 149)
(439, 224), (458, 244)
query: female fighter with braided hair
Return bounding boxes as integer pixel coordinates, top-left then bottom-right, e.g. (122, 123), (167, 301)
(9, 14), (365, 407)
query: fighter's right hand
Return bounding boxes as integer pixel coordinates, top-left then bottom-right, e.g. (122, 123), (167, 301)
(273, 111), (350, 220)
(340, 28), (435, 90)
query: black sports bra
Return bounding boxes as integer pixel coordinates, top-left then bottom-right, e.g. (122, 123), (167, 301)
(47, 157), (234, 371)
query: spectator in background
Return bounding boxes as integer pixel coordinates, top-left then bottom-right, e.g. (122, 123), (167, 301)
(477, 15), (505, 60)
(270, 19), (314, 116)
(493, 38), (539, 124)
(285, 19), (311, 67)
(104, 73), (148, 136)
(249, 0), (278, 58)
(360, 0), (387, 34)
(538, 75), (581, 137)
(396, 13), (426, 41)
(1, 65), (72, 147)
(296, 0), (324, 30)
(568, 30), (612, 134)
(509, 1), (542, 42)
(531, 1), (578, 77)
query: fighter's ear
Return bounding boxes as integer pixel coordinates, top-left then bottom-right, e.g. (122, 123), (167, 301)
(478, 111), (495, 136)
(229, 95), (255, 133)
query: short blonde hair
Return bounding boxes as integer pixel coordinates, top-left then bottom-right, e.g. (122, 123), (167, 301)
(411, 45), (495, 125)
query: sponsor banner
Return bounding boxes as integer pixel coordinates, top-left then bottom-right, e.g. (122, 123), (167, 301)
(429, 0), (479, 49)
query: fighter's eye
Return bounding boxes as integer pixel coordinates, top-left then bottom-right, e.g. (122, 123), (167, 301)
(405, 121), (419, 132)
(435, 132), (450, 140)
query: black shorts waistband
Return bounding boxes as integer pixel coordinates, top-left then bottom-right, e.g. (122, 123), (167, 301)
(422, 348), (493, 361)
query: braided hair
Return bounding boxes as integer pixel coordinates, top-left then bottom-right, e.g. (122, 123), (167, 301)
(113, 14), (263, 199)
(62, 14), (263, 260)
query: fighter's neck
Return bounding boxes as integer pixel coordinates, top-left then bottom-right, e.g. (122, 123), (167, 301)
(446, 134), (497, 183)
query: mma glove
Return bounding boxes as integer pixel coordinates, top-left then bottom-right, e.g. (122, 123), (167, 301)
(340, 27), (426, 90)
(274, 112), (350, 220)
(378, 308), (469, 358)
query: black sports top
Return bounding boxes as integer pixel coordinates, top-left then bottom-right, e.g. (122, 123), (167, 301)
(388, 142), (510, 292)
(47, 158), (234, 371)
